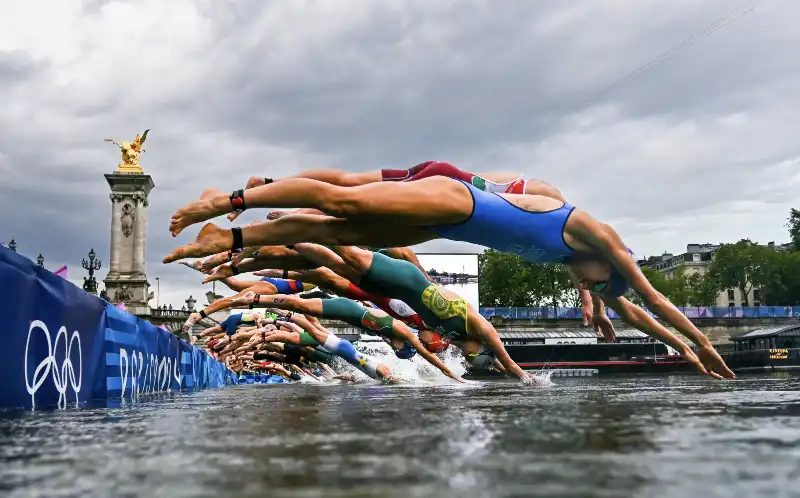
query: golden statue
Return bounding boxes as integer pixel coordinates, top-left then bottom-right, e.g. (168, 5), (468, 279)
(105, 129), (150, 173)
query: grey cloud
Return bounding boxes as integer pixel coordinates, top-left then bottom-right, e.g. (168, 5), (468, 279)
(1, 0), (797, 305)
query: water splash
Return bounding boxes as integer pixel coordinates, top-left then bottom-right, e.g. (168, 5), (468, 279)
(323, 337), (557, 388)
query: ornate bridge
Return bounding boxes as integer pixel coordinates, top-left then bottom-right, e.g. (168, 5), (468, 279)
(148, 308), (219, 339)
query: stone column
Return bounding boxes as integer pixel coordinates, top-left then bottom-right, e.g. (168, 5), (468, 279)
(132, 192), (148, 276)
(109, 193), (122, 273)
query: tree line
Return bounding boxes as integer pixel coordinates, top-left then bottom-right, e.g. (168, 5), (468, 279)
(479, 208), (800, 308)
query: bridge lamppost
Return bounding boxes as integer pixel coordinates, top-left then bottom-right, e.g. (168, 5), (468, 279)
(155, 277), (160, 308)
(8, 239), (17, 252)
(82, 248), (101, 295)
(36, 254), (44, 267)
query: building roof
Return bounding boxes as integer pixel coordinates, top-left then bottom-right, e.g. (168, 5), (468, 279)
(731, 323), (800, 341)
(498, 329), (649, 340)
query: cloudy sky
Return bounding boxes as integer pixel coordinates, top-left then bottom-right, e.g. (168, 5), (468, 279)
(1, 0), (798, 308)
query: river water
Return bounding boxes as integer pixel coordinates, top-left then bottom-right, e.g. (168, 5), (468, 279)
(2, 374), (800, 498)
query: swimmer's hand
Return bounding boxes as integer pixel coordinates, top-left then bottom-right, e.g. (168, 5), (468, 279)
(178, 260), (203, 272)
(591, 313), (616, 343)
(695, 344), (735, 380)
(200, 256), (224, 274)
(582, 300), (593, 327)
(520, 373), (545, 386)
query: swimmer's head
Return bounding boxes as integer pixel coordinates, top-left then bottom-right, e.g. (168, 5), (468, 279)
(566, 249), (634, 298)
(465, 345), (495, 370)
(394, 341), (417, 360)
(417, 329), (451, 353)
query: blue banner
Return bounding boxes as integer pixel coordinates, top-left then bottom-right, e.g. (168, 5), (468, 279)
(0, 246), (233, 410)
(479, 306), (800, 320)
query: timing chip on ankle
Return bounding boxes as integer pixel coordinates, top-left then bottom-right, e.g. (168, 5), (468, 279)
(229, 189), (247, 211)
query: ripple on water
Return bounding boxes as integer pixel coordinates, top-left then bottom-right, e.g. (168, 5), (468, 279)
(2, 374), (800, 498)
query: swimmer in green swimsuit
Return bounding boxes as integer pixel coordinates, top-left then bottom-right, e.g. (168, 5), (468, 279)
(231, 292), (464, 383)
(280, 243), (532, 382)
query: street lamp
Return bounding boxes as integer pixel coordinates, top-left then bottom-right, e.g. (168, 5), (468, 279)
(156, 277), (160, 308)
(8, 240), (17, 252)
(36, 254), (44, 267)
(185, 295), (196, 312)
(82, 248), (101, 294)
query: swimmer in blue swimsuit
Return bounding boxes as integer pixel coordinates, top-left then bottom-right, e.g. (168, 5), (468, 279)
(164, 175), (733, 380)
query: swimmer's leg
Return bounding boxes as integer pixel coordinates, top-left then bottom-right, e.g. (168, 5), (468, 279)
(168, 176), (470, 236)
(252, 294), (324, 315)
(261, 330), (302, 345)
(381, 161), (436, 181)
(246, 170), (382, 189)
(164, 215), (439, 263)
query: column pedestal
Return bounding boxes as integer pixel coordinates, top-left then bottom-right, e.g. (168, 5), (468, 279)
(103, 173), (155, 317)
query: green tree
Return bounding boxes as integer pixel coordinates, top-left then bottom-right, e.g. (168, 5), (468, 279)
(478, 250), (579, 308)
(762, 250), (800, 305)
(478, 250), (539, 306)
(534, 264), (576, 311)
(708, 240), (772, 306)
(686, 272), (718, 306)
(668, 267), (694, 306)
(788, 208), (800, 251)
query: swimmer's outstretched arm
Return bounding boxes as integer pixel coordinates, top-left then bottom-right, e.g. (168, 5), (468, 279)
(470, 318), (529, 382)
(573, 219), (733, 379)
(254, 268), (314, 281)
(393, 321), (465, 383)
(603, 298), (712, 378)
(491, 358), (509, 375)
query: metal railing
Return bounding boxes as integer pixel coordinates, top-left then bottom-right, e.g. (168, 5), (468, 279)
(479, 306), (800, 320)
(151, 308), (191, 318)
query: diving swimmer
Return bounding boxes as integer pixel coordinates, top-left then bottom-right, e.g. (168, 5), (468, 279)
(229, 291), (464, 382)
(164, 174), (734, 380)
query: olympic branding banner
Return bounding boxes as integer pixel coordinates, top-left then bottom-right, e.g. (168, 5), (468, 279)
(0, 246), (233, 410)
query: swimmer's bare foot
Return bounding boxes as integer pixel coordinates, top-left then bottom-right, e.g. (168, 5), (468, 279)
(230, 291), (257, 307)
(227, 178), (269, 221)
(246, 176), (268, 189)
(267, 210), (291, 220)
(178, 260), (204, 272)
(201, 253), (229, 274)
(203, 265), (235, 283)
(163, 223), (233, 263)
(170, 189), (230, 236)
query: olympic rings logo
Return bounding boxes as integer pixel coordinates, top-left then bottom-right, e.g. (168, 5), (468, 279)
(24, 320), (82, 409)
